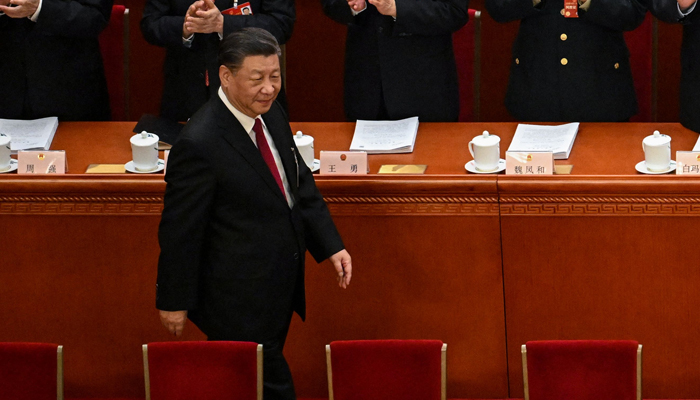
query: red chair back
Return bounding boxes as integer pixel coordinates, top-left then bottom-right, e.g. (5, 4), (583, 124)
(99, 5), (130, 121)
(625, 14), (655, 122)
(0, 342), (62, 400)
(144, 341), (261, 400)
(523, 340), (640, 400)
(327, 339), (445, 400)
(453, 9), (481, 122)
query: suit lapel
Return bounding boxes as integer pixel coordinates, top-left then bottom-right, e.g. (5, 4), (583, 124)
(263, 107), (298, 197)
(213, 97), (288, 204)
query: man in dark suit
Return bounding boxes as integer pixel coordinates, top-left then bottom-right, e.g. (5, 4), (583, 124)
(643, 0), (699, 132)
(485, 0), (646, 122)
(0, 0), (112, 120)
(141, 0), (294, 122)
(157, 28), (352, 400)
(321, 0), (470, 122)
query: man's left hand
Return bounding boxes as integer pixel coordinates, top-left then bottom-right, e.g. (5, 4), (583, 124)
(368, 0), (396, 18)
(0, 0), (39, 19)
(329, 249), (352, 289)
(185, 0), (224, 35)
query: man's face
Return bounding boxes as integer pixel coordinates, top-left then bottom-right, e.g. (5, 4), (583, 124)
(219, 55), (281, 118)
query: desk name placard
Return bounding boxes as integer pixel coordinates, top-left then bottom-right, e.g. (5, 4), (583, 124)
(319, 151), (368, 175)
(505, 151), (554, 175)
(676, 151), (700, 175)
(17, 150), (66, 175)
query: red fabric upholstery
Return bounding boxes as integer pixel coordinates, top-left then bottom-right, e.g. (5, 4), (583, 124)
(525, 340), (639, 400)
(146, 341), (259, 400)
(99, 5), (128, 121)
(453, 9), (480, 122)
(329, 339), (443, 400)
(624, 14), (653, 122)
(0, 342), (59, 400)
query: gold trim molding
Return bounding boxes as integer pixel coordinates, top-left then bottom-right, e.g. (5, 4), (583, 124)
(325, 196), (499, 216)
(501, 196), (700, 216)
(0, 195), (164, 215)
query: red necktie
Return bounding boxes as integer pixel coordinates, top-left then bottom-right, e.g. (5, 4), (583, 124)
(253, 118), (286, 199)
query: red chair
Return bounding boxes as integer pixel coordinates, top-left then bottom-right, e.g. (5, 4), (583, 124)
(142, 341), (262, 400)
(625, 13), (656, 122)
(326, 340), (446, 400)
(521, 340), (642, 400)
(99, 5), (130, 121)
(453, 9), (482, 122)
(0, 342), (64, 400)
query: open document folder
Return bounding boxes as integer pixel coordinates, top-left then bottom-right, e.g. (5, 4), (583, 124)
(0, 117), (58, 154)
(349, 116), (419, 154)
(507, 122), (579, 160)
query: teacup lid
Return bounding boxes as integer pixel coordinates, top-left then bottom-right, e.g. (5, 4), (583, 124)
(472, 131), (500, 146)
(643, 130), (671, 146)
(293, 131), (313, 146)
(130, 131), (159, 146)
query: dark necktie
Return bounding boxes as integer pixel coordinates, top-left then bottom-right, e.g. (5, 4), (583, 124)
(253, 118), (286, 199)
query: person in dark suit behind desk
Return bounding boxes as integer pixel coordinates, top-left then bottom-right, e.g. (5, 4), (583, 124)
(0, 0), (112, 121)
(157, 28), (352, 400)
(322, 0), (470, 122)
(485, 0), (646, 122)
(141, 0), (294, 122)
(643, 0), (699, 132)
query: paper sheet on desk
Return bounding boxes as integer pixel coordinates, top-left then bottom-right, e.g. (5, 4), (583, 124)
(0, 117), (58, 154)
(692, 135), (700, 152)
(507, 122), (579, 160)
(349, 117), (419, 154)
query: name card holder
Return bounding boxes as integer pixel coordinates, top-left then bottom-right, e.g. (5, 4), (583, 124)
(18, 150), (66, 175)
(319, 151), (368, 175)
(505, 151), (554, 175)
(676, 151), (700, 175)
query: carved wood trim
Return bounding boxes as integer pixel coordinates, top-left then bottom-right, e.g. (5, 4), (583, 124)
(500, 196), (700, 216)
(0, 195), (164, 215)
(324, 195), (499, 216)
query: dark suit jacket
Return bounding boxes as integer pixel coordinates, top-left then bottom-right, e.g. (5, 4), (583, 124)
(322, 0), (470, 122)
(485, 0), (646, 122)
(645, 0), (700, 133)
(141, 0), (295, 122)
(0, 0), (112, 121)
(156, 95), (344, 341)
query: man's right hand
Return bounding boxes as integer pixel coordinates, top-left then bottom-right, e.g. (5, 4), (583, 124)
(182, 1), (200, 39)
(347, 0), (366, 12)
(160, 310), (188, 337)
(678, 0), (696, 12)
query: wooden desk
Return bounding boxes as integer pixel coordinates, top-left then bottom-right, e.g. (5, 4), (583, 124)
(1, 122), (699, 398)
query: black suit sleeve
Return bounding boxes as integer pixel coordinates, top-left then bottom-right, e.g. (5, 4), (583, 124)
(156, 136), (216, 311)
(321, 0), (355, 24)
(582, 0), (646, 31)
(32, 0), (112, 38)
(485, 0), (543, 23)
(645, 0), (696, 23)
(222, 0), (295, 44)
(141, 0), (189, 48)
(393, 0), (469, 35)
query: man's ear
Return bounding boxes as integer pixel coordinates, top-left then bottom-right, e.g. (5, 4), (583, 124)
(219, 65), (231, 85)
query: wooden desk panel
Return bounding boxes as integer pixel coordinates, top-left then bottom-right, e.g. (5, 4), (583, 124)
(0, 122), (507, 398)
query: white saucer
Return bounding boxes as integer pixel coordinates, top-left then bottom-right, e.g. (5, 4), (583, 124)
(635, 160), (676, 175)
(125, 159), (165, 174)
(0, 159), (18, 173)
(311, 159), (320, 173)
(465, 159), (506, 174)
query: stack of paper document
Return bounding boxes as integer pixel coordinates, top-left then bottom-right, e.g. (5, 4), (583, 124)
(507, 122), (579, 160)
(349, 117), (419, 154)
(0, 117), (59, 154)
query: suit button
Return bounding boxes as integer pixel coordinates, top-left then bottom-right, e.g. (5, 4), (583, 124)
(561, 58), (568, 66)
(560, 33), (567, 41)
(293, 253), (299, 260)
(515, 58), (520, 65)
(614, 63), (620, 69)
(378, 26), (383, 33)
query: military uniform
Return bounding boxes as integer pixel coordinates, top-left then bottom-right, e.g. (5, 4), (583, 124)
(485, 0), (646, 122)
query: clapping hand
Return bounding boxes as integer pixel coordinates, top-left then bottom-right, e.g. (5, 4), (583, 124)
(185, 0), (224, 35)
(0, 0), (40, 19)
(347, 0), (366, 12)
(368, 0), (396, 18)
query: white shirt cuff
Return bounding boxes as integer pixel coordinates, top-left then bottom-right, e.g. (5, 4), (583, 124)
(351, 3), (367, 16)
(29, 0), (42, 22)
(182, 33), (194, 47)
(679, 0), (697, 17)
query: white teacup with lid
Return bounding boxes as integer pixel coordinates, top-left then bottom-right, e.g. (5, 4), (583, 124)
(0, 133), (11, 171)
(293, 131), (315, 169)
(642, 130), (671, 172)
(469, 130), (500, 172)
(130, 131), (159, 172)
